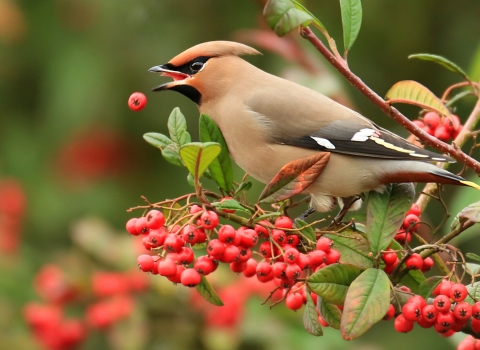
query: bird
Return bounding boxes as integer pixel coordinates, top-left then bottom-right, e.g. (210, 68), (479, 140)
(148, 41), (480, 219)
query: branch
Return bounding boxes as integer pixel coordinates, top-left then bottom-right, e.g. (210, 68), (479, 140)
(300, 27), (480, 174)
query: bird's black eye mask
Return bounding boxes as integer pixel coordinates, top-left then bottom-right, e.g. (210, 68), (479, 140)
(163, 56), (211, 76)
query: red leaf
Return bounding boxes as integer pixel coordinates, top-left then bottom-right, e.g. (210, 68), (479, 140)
(258, 152), (330, 203)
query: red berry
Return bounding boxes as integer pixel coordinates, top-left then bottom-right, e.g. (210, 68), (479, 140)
(230, 261), (247, 273)
(285, 292), (304, 311)
(237, 247), (252, 263)
(275, 216), (293, 229)
(259, 241), (273, 259)
(194, 256), (216, 275)
(436, 311), (455, 330)
(408, 203), (422, 217)
(189, 205), (202, 215)
(128, 92), (147, 111)
(256, 261), (272, 277)
(394, 231), (411, 244)
(309, 250), (327, 267)
(383, 304), (395, 320)
(398, 286), (411, 293)
(126, 218), (139, 235)
(240, 228), (258, 248)
(383, 258), (399, 274)
(200, 211), (219, 229)
(218, 225), (237, 244)
(286, 234), (299, 246)
(167, 265), (185, 284)
(325, 249), (341, 265)
(272, 262), (287, 279)
(146, 210), (165, 229)
(421, 304), (438, 323)
(423, 112), (441, 129)
(176, 247), (195, 265)
(285, 264), (301, 280)
(471, 318), (480, 333)
(405, 253), (423, 270)
(402, 302), (421, 322)
(394, 314), (414, 333)
(450, 283), (468, 302)
(145, 228), (166, 249)
(135, 217), (149, 235)
(207, 239), (224, 258)
(318, 315), (329, 327)
(163, 234), (183, 253)
(412, 119), (425, 128)
(423, 125), (434, 136)
(438, 280), (454, 297)
(272, 229), (286, 244)
(158, 259), (177, 277)
(284, 248), (300, 265)
(453, 302), (472, 321)
(182, 225), (200, 244)
(180, 268), (201, 287)
(417, 315), (434, 329)
(457, 336), (476, 350)
(403, 214), (420, 231)
(408, 295), (426, 309)
(472, 302), (480, 320)
(316, 237), (332, 252)
(421, 257), (434, 272)
(443, 114), (461, 132)
(382, 249), (398, 266)
(242, 258), (258, 278)
(221, 244), (240, 263)
(434, 125), (450, 142)
(137, 255), (154, 272)
(433, 294), (451, 313)
(297, 253), (310, 270)
(254, 221), (270, 238)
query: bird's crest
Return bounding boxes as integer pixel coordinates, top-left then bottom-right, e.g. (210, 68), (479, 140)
(169, 41), (261, 67)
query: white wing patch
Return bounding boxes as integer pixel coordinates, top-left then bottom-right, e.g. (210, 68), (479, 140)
(351, 128), (378, 142)
(311, 136), (335, 150)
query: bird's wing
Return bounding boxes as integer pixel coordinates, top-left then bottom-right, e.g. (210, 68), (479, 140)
(245, 85), (454, 162)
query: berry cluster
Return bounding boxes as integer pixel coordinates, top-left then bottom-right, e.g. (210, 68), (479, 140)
(392, 280), (476, 337)
(393, 203), (422, 245)
(127, 206), (341, 311)
(24, 264), (148, 350)
(413, 111), (462, 142)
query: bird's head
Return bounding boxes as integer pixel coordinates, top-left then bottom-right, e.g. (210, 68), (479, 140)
(149, 41), (260, 105)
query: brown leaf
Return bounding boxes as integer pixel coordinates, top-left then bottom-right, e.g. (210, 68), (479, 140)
(259, 152), (330, 203)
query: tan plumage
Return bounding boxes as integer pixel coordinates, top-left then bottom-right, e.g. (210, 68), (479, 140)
(149, 41), (479, 213)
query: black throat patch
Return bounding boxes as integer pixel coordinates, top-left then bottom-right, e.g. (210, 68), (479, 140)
(170, 84), (202, 105)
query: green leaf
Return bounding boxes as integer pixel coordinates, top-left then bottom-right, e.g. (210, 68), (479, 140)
(143, 132), (173, 149)
(195, 276), (224, 306)
(303, 288), (323, 336)
(253, 212), (282, 223)
(339, 0), (362, 51)
(465, 281), (480, 305)
(295, 218), (316, 242)
(179, 142), (221, 180)
(452, 201), (480, 229)
(211, 199), (253, 215)
(307, 264), (363, 305)
(418, 276), (443, 300)
(341, 268), (390, 340)
(161, 144), (183, 167)
(234, 181), (252, 197)
(199, 114), (234, 192)
(367, 183), (415, 256)
(187, 173), (195, 187)
(263, 0), (315, 37)
(259, 153), (331, 203)
(385, 80), (452, 118)
(467, 253), (480, 263)
(167, 107), (191, 146)
(324, 229), (374, 269)
(409, 53), (470, 80)
(318, 298), (342, 330)
(445, 90), (472, 107)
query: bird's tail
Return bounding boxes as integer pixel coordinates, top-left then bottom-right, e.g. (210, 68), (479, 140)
(432, 168), (480, 190)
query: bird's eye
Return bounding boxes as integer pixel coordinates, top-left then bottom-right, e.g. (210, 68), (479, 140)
(190, 61), (204, 73)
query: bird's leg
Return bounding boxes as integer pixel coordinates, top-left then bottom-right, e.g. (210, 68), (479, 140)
(332, 196), (361, 226)
(296, 207), (316, 222)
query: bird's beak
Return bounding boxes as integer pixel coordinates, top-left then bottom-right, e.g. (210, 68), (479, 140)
(149, 64), (190, 91)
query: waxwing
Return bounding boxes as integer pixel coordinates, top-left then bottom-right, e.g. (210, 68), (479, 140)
(149, 41), (479, 217)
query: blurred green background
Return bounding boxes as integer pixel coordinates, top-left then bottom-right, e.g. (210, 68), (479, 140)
(1, 0), (480, 349)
